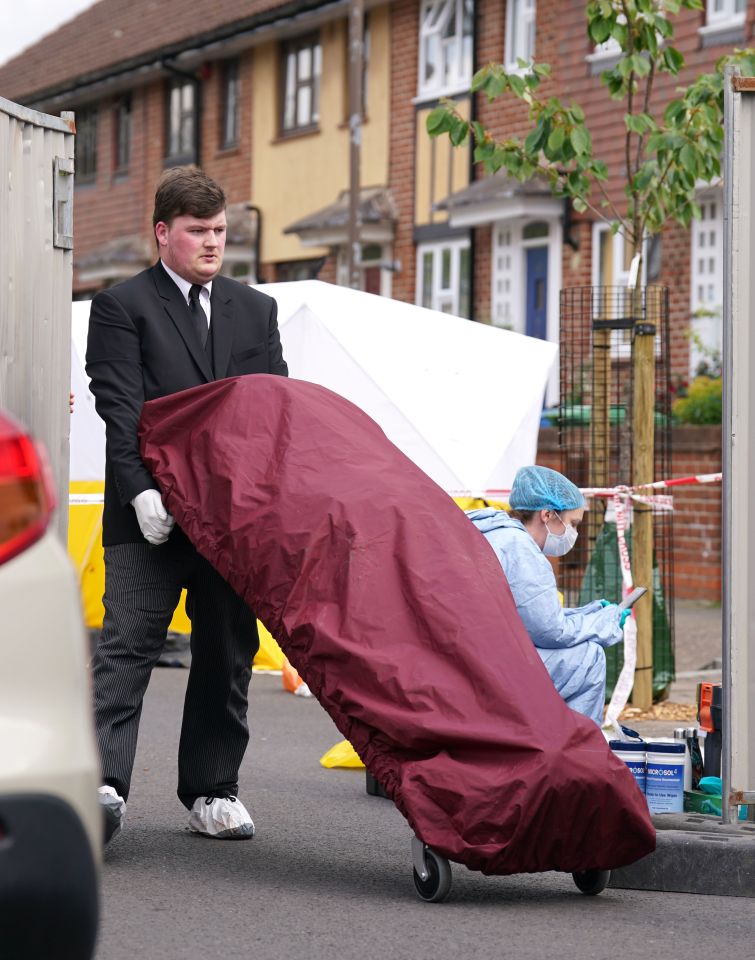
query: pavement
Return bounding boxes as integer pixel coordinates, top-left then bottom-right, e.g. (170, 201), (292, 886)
(94, 662), (755, 960)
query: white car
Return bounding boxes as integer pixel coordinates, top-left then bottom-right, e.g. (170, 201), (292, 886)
(0, 409), (100, 958)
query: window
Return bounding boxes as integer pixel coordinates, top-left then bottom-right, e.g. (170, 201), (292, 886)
(277, 259), (323, 281)
(592, 222), (652, 356)
(505, 0), (536, 70)
(706, 0), (746, 26)
(418, 0), (474, 99)
(221, 59), (240, 148)
(416, 239), (471, 317)
(75, 106), (98, 183)
(166, 79), (197, 164)
(281, 34), (322, 134)
(689, 192), (723, 370)
(113, 96), (131, 173)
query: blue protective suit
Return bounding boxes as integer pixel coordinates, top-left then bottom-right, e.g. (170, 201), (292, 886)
(467, 508), (623, 725)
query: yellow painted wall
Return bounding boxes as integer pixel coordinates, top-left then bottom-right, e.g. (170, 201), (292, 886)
(415, 98), (470, 227)
(252, 6), (391, 264)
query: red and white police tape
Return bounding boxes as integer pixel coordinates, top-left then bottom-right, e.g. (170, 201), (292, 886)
(447, 471), (722, 503)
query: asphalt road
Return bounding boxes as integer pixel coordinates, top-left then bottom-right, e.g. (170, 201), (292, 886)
(94, 669), (754, 960)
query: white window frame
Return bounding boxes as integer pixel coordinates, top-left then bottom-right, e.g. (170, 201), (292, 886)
(591, 221), (653, 359)
(505, 0), (536, 71)
(281, 34), (322, 133)
(689, 188), (724, 374)
(417, 0), (474, 100)
(704, 0), (746, 29)
(416, 238), (470, 317)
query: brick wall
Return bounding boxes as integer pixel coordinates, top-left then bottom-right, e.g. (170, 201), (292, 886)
(388, 0), (419, 305)
(537, 425), (721, 602)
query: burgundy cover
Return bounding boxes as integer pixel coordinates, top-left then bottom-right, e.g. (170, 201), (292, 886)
(139, 375), (655, 875)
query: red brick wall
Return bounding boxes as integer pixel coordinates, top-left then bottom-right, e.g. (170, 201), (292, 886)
(537, 425), (722, 602)
(670, 425), (721, 601)
(388, 0), (419, 305)
(473, 224), (492, 322)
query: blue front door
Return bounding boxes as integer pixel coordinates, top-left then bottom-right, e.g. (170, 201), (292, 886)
(526, 246), (548, 340)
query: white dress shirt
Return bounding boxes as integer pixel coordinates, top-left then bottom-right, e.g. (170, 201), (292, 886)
(161, 260), (212, 329)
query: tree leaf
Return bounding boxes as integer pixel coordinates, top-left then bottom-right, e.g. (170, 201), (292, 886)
(509, 74), (527, 98)
(449, 119), (470, 146)
(570, 125), (591, 156)
(426, 107), (453, 136)
(679, 142), (698, 176)
(547, 126), (565, 154)
(589, 18), (613, 43)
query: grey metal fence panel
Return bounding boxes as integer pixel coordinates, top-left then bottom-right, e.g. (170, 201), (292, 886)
(0, 95), (74, 544)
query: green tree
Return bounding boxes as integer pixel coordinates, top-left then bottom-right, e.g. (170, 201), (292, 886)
(428, 0), (754, 275)
(428, 1), (754, 707)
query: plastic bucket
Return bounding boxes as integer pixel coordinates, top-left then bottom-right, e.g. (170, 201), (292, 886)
(609, 739), (646, 794)
(645, 741), (685, 813)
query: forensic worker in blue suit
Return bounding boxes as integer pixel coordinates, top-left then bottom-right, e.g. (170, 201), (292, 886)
(467, 465), (628, 726)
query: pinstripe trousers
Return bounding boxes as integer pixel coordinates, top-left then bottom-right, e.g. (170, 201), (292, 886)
(92, 532), (259, 808)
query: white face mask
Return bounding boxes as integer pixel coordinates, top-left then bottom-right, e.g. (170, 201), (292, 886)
(543, 513), (579, 557)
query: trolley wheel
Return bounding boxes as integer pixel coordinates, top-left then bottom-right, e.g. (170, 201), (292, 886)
(413, 847), (452, 903)
(572, 869), (611, 896)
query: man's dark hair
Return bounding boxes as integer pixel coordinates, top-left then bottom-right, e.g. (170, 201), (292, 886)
(152, 165), (226, 229)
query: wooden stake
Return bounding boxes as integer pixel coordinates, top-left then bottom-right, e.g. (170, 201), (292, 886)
(631, 289), (655, 710)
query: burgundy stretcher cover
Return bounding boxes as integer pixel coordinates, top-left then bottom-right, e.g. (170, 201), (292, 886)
(139, 374), (655, 875)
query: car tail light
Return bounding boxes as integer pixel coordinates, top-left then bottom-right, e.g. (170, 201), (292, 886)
(0, 413), (57, 565)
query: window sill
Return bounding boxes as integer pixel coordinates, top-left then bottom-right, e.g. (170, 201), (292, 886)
(112, 168), (129, 184)
(585, 45), (621, 73)
(699, 14), (746, 35)
(412, 84), (473, 108)
(216, 143), (240, 157)
(271, 125), (321, 144)
(504, 61), (535, 76)
(698, 17), (747, 47)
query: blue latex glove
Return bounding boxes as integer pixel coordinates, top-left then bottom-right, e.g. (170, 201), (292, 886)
(599, 599), (611, 608)
(619, 608), (631, 629)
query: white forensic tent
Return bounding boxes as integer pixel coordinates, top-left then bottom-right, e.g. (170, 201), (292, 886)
(69, 284), (557, 639)
(258, 281), (557, 495)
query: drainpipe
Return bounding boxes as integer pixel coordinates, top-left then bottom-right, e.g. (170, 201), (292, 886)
(467, 1), (478, 321)
(162, 59), (202, 166)
(245, 204), (264, 283)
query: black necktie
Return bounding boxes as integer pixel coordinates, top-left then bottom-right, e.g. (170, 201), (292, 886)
(188, 283), (208, 348)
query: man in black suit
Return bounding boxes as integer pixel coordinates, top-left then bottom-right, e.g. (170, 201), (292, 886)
(86, 165), (287, 843)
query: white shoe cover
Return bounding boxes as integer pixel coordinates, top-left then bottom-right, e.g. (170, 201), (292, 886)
(98, 785), (126, 844)
(188, 796), (255, 840)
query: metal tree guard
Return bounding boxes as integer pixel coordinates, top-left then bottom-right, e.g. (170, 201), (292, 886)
(556, 285), (675, 701)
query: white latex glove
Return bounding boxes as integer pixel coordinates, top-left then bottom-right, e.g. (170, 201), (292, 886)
(131, 489), (175, 545)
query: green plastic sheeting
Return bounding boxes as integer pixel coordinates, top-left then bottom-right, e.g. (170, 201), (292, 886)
(578, 521), (675, 700)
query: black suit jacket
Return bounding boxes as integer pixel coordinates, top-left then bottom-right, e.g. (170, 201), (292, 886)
(86, 262), (288, 545)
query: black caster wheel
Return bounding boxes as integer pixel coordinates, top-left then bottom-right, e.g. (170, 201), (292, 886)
(572, 869), (611, 895)
(411, 836), (452, 903)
